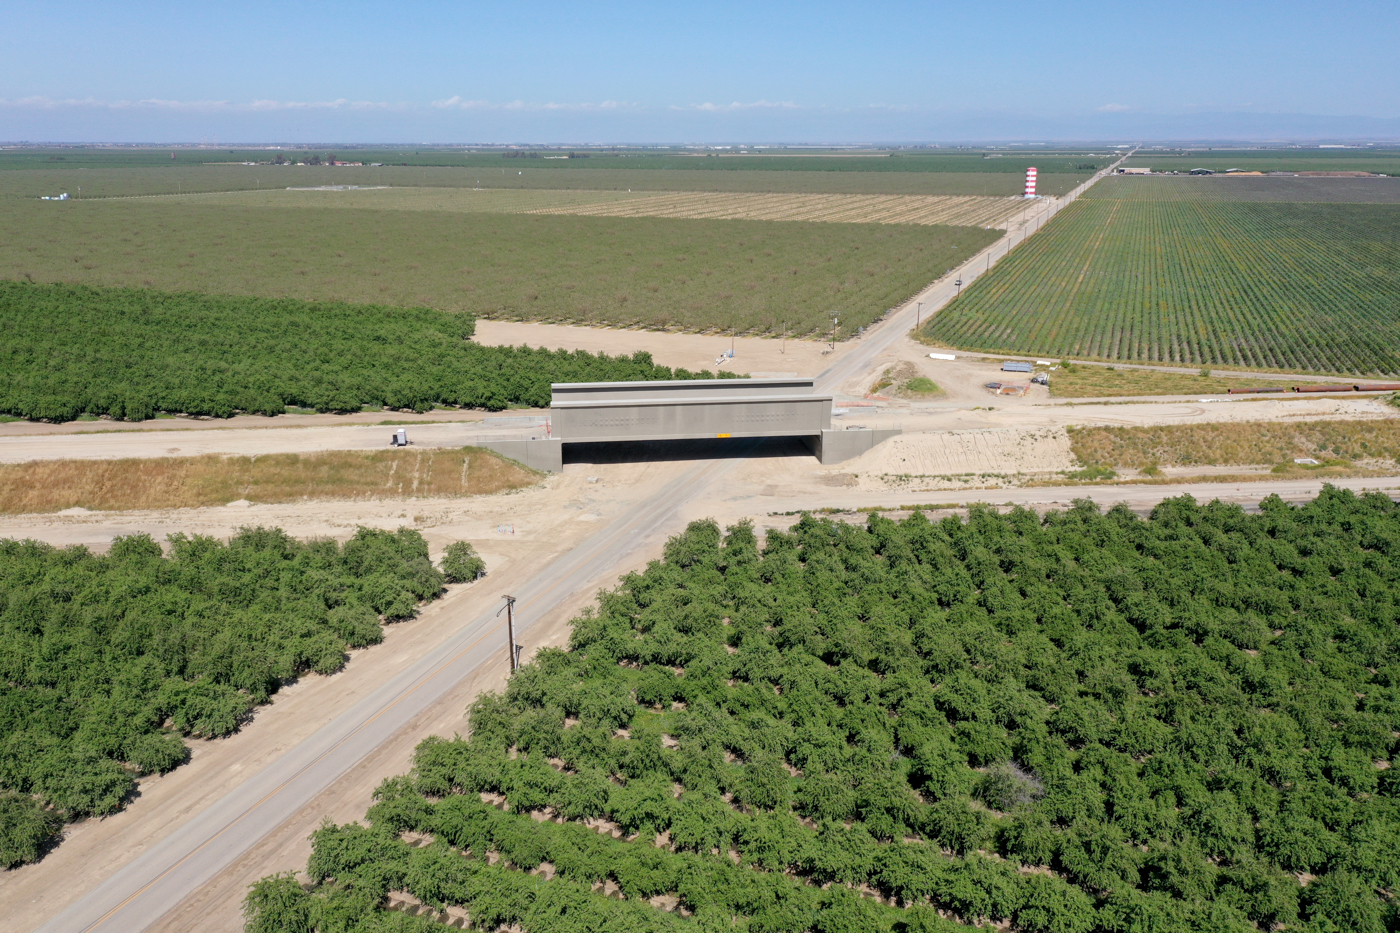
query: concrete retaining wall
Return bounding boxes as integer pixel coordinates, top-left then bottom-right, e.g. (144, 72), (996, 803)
(808, 428), (903, 465)
(478, 438), (563, 473)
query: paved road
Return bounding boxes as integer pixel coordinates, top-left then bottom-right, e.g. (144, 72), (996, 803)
(36, 155), (1127, 933)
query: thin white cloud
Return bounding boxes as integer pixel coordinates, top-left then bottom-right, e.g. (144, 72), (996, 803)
(3, 94), (785, 116)
(0, 96), (406, 113)
(0, 95), (126, 110)
(1097, 103), (1131, 113)
(689, 100), (801, 112)
(430, 97), (635, 112)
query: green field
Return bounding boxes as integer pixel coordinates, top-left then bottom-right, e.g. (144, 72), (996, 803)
(0, 165), (1086, 199)
(1089, 175), (1400, 203)
(922, 196), (1400, 374)
(1124, 147), (1400, 175)
(0, 200), (998, 337)
(248, 495), (1400, 932)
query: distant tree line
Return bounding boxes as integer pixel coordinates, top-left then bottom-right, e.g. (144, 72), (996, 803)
(0, 283), (736, 422)
(249, 488), (1400, 932)
(0, 526), (474, 868)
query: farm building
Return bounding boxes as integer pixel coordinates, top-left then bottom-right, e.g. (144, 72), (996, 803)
(1117, 167), (1151, 175)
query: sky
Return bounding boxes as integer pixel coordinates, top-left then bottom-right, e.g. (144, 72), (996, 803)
(1, 0), (1396, 144)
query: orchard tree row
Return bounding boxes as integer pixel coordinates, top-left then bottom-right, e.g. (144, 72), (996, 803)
(0, 282), (737, 422)
(0, 527), (485, 868)
(251, 489), (1400, 932)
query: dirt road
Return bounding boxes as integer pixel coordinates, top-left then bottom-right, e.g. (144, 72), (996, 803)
(0, 421), (544, 465)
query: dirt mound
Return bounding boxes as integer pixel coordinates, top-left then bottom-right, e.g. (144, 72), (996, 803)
(838, 428), (1077, 486)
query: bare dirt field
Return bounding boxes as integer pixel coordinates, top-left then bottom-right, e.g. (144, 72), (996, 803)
(472, 319), (836, 376)
(836, 428), (1079, 481)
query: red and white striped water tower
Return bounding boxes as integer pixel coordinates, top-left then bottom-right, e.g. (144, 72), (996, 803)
(1024, 166), (1037, 198)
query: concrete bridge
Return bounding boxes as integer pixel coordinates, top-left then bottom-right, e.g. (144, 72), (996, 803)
(481, 377), (898, 471)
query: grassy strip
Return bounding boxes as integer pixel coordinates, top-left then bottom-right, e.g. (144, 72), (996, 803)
(1067, 418), (1400, 469)
(1049, 364), (1246, 398)
(0, 447), (537, 514)
(0, 204), (998, 337)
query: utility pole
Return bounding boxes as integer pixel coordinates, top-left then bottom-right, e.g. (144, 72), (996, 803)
(829, 313), (839, 351)
(916, 301), (923, 329)
(498, 595), (520, 672)
(781, 320), (786, 354)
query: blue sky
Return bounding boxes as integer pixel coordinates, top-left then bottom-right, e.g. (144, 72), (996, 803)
(2, 0), (1395, 143)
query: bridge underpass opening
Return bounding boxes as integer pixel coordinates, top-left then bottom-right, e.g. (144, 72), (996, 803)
(562, 435), (814, 467)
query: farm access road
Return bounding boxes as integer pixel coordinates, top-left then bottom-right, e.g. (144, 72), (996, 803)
(15, 151), (1150, 933)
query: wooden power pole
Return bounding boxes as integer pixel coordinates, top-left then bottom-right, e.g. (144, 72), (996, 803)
(499, 595), (520, 672)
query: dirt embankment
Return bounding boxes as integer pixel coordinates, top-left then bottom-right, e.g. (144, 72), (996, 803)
(0, 447), (538, 515)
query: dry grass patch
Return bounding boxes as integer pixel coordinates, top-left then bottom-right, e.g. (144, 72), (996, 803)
(0, 447), (538, 514)
(1050, 365), (1245, 398)
(524, 191), (1025, 227)
(1068, 419), (1400, 469)
(192, 187), (653, 214)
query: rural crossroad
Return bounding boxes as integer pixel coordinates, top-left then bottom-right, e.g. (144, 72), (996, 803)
(37, 159), (1130, 933)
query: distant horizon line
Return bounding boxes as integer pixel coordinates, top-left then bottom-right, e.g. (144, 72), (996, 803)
(4, 139), (1400, 149)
